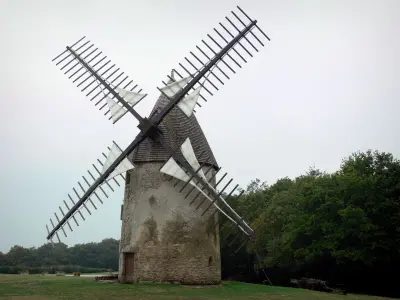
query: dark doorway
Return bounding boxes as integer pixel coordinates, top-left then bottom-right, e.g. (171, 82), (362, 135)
(123, 252), (135, 283)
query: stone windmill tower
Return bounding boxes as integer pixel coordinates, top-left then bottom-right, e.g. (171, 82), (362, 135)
(119, 74), (220, 283)
(45, 6), (270, 285)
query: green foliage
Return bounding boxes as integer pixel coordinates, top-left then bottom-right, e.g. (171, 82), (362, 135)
(220, 150), (400, 297)
(0, 238), (119, 273)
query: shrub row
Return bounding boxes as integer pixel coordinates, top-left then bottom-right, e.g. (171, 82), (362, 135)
(0, 265), (111, 274)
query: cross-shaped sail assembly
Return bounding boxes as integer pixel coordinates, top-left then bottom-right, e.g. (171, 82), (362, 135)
(46, 5), (270, 259)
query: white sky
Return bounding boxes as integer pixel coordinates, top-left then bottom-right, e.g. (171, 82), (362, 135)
(0, 0), (399, 252)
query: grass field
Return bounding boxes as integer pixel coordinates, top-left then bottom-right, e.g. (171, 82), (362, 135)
(0, 274), (395, 300)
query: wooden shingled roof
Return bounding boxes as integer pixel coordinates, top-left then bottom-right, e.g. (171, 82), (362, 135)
(128, 90), (219, 170)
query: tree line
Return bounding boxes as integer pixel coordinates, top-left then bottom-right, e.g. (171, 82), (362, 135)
(0, 238), (119, 274)
(0, 150), (399, 297)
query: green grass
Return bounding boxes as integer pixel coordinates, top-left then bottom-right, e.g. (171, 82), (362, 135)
(0, 274), (394, 300)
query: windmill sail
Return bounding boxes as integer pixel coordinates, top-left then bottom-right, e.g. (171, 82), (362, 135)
(106, 98), (126, 123)
(101, 141), (135, 181)
(159, 153), (252, 236)
(160, 75), (192, 98)
(180, 137), (206, 180)
(106, 88), (146, 123)
(45, 141), (129, 242)
(159, 137), (254, 236)
(160, 157), (196, 187)
(177, 86), (202, 118)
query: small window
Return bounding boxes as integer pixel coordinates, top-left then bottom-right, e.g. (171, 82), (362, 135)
(208, 256), (213, 266)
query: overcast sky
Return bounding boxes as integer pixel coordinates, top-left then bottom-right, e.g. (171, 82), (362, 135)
(0, 0), (399, 252)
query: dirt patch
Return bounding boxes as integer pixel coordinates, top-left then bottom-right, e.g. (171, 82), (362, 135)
(185, 284), (223, 289)
(96, 279), (119, 284)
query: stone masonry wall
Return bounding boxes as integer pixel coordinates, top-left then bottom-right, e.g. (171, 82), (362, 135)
(118, 162), (221, 284)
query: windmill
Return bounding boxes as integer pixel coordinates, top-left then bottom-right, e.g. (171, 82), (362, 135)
(46, 6), (270, 284)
